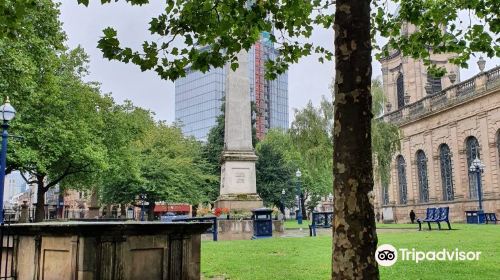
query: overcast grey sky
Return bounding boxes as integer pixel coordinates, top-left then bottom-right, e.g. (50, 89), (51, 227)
(59, 1), (499, 124)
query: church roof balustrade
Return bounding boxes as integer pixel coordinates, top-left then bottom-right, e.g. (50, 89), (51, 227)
(383, 65), (500, 125)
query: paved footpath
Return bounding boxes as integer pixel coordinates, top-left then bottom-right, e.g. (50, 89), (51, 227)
(280, 226), (418, 238)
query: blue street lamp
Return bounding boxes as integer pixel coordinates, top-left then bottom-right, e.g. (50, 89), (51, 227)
(469, 157), (485, 217)
(0, 97), (16, 224)
(295, 169), (303, 225)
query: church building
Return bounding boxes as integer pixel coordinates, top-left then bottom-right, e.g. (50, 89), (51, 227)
(373, 45), (500, 223)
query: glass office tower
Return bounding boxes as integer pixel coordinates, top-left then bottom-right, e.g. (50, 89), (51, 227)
(175, 68), (225, 140)
(175, 36), (288, 141)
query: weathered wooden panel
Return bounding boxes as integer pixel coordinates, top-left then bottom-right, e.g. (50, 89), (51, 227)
(43, 250), (71, 280)
(16, 236), (36, 280)
(130, 248), (163, 279)
(8, 222), (209, 280)
(40, 236), (76, 280)
(120, 235), (170, 280)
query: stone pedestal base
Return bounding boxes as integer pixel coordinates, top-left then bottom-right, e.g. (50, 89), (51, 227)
(220, 154), (258, 195)
(19, 202), (29, 223)
(215, 193), (263, 211)
(214, 220), (284, 241)
(86, 206), (100, 219)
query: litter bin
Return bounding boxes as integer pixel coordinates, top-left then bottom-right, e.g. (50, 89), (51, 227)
(465, 210), (485, 224)
(252, 208), (273, 239)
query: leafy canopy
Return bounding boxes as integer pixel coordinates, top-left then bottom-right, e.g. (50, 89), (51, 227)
(77, 0), (498, 79)
(371, 79), (400, 186)
(256, 129), (297, 209)
(290, 97), (334, 199)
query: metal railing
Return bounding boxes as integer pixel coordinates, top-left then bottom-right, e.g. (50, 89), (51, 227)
(0, 223), (16, 279)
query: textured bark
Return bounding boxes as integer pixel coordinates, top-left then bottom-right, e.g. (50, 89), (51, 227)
(120, 203), (127, 217)
(147, 201), (156, 221)
(101, 204), (109, 218)
(332, 0), (379, 279)
(35, 179), (46, 222)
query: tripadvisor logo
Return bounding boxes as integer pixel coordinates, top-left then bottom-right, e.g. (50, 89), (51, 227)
(375, 244), (398, 267)
(375, 244), (481, 266)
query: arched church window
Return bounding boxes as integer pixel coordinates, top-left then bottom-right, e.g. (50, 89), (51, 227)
(466, 136), (480, 199)
(416, 150), (429, 203)
(397, 155), (408, 204)
(427, 74), (442, 94)
(397, 73), (405, 108)
(439, 144), (454, 201)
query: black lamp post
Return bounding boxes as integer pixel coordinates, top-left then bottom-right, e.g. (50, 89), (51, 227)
(295, 169), (303, 225)
(0, 97), (16, 223)
(469, 157), (484, 224)
(469, 157), (485, 213)
(139, 193), (147, 221)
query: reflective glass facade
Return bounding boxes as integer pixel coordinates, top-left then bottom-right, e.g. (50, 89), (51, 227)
(175, 38), (288, 141)
(175, 68), (225, 140)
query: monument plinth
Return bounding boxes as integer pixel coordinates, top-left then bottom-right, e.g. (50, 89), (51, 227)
(215, 51), (263, 211)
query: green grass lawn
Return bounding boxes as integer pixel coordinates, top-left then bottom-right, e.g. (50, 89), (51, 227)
(283, 219), (310, 229)
(284, 220), (420, 229)
(201, 224), (500, 280)
(375, 222), (421, 229)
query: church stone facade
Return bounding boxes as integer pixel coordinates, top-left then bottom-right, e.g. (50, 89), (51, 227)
(374, 48), (500, 223)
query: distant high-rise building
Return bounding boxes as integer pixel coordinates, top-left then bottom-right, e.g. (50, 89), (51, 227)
(2, 171), (27, 204)
(175, 34), (288, 141)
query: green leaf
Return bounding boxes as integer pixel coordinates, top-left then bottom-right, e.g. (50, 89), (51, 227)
(230, 62), (239, 71)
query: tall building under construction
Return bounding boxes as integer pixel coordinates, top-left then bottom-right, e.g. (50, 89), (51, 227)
(174, 34), (288, 141)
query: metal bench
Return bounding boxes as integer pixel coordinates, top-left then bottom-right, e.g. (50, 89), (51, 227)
(417, 208), (436, 231)
(312, 211), (333, 228)
(309, 211), (333, 237)
(435, 207), (452, 230)
(418, 207), (451, 230)
(485, 213), (498, 224)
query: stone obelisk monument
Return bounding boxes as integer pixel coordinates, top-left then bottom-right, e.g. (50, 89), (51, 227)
(215, 51), (263, 211)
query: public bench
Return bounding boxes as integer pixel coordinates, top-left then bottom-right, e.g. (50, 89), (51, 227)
(309, 211), (333, 237)
(417, 207), (451, 231)
(485, 213), (498, 224)
(172, 216), (218, 241)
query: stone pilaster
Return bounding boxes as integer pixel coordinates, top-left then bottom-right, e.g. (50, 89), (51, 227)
(478, 112), (492, 193)
(424, 131), (438, 201)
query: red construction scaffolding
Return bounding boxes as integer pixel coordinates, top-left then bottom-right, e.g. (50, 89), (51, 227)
(254, 40), (266, 140)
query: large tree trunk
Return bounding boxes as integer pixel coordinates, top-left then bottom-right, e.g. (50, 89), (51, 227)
(147, 201), (155, 221)
(120, 203), (127, 218)
(35, 180), (46, 222)
(332, 0), (379, 279)
(104, 204), (112, 218)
